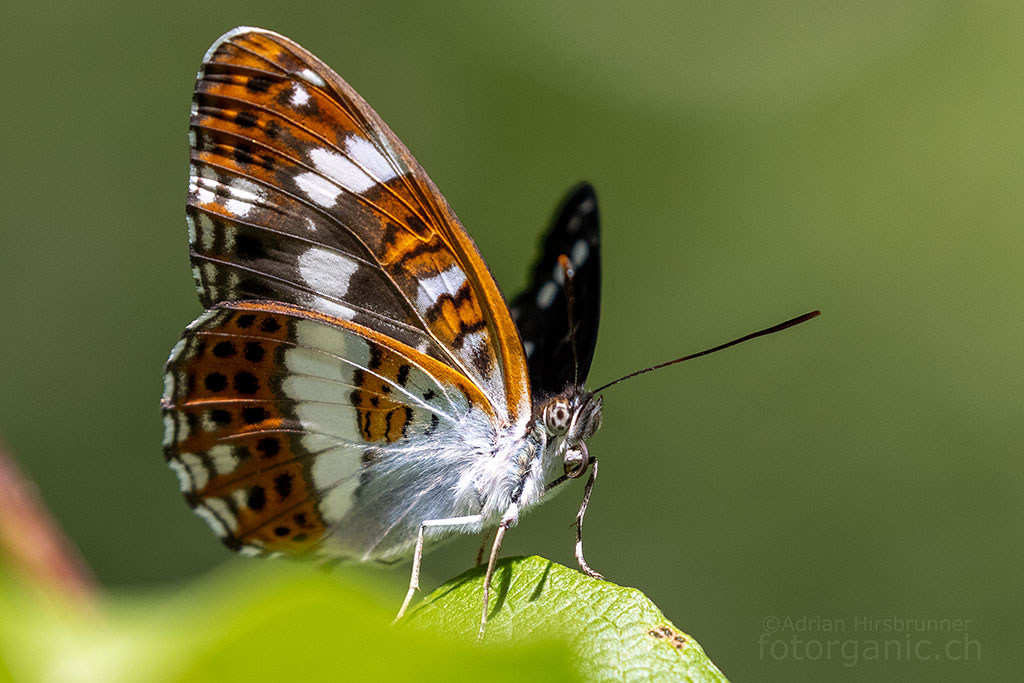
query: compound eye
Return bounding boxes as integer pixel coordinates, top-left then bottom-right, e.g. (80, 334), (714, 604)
(544, 398), (572, 435)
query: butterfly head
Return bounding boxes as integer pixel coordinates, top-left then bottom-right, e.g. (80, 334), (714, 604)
(539, 389), (603, 479)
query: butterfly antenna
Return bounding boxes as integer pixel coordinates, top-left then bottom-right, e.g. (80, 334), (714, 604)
(558, 254), (581, 386)
(592, 310), (821, 393)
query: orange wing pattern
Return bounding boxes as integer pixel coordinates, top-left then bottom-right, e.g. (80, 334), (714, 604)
(187, 27), (529, 426)
(163, 300), (493, 557)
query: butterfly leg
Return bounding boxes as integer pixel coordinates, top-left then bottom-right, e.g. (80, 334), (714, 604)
(475, 528), (493, 567)
(542, 460), (604, 579)
(393, 513), (483, 623)
(477, 503), (519, 642)
(573, 458), (603, 579)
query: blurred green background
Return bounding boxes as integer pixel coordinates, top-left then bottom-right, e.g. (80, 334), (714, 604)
(1, 1), (1021, 680)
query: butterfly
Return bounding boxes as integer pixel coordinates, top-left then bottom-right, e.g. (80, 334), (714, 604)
(162, 26), (606, 638)
(162, 26), (819, 639)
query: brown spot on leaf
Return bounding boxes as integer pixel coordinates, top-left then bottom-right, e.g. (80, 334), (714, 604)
(648, 625), (687, 650)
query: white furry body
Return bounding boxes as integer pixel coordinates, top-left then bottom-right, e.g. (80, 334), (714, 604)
(330, 407), (555, 562)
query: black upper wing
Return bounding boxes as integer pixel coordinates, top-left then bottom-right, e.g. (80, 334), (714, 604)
(510, 182), (601, 396)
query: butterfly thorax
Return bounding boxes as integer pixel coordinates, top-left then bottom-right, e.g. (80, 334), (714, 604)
(470, 387), (602, 529)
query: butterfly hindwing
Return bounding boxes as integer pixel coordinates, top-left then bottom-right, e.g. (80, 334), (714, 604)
(510, 182), (601, 395)
(186, 27), (529, 425)
(162, 300), (494, 558)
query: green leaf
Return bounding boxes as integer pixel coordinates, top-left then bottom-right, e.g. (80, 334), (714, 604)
(1, 556), (727, 682)
(403, 555), (729, 683)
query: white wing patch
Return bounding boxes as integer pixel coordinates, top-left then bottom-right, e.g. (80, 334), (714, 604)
(344, 135), (399, 186)
(175, 452), (210, 491)
(298, 246), (360, 299)
(290, 83), (312, 107)
(194, 505), (230, 538)
(310, 445), (363, 523)
(282, 323), (463, 419)
(286, 320), (371, 376)
(224, 178), (265, 218)
(570, 238), (590, 267)
(310, 147), (376, 194)
(295, 170), (343, 209)
(167, 458), (193, 492)
(536, 281), (558, 308)
(292, 401), (364, 443)
(189, 171), (266, 220)
(207, 444), (241, 476)
(298, 67), (326, 88)
(416, 263), (468, 312)
(295, 138), (402, 209)
(200, 498), (238, 535)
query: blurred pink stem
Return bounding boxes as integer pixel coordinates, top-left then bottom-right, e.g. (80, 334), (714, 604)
(0, 440), (97, 604)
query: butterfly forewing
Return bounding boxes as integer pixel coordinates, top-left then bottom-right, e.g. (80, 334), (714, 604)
(186, 27), (528, 423)
(510, 183), (601, 393)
